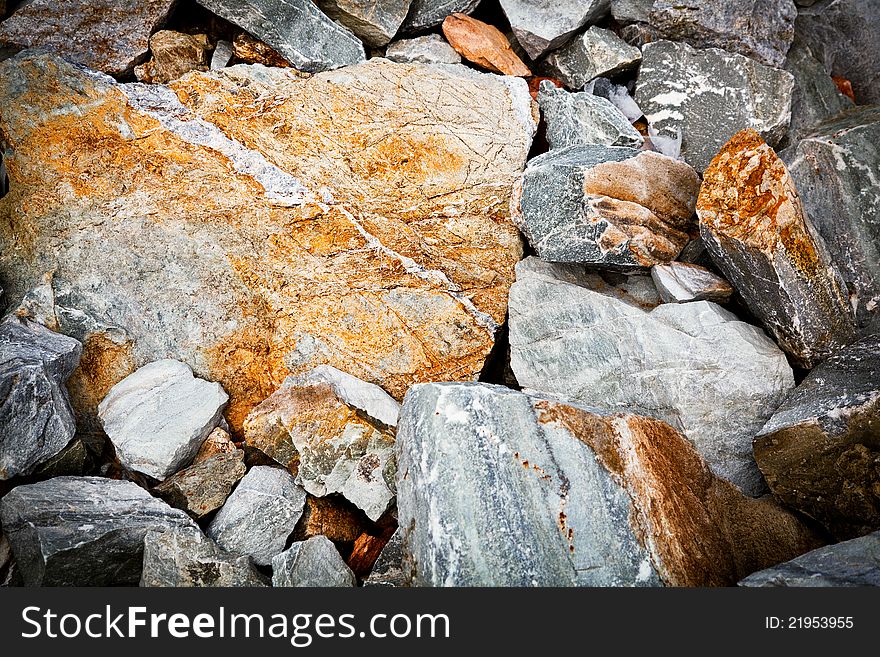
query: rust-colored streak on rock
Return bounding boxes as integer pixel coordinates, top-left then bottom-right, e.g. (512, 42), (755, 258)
(832, 76), (856, 102)
(232, 33), (293, 68)
(65, 334), (136, 430)
(442, 13), (532, 77)
(293, 495), (371, 543)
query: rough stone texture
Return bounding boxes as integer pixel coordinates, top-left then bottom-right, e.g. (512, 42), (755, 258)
(610, 0), (651, 23)
(244, 366), (398, 521)
(0, 476), (196, 586)
(153, 450), (247, 518)
(397, 383), (821, 586)
(498, 0), (610, 60)
(207, 466), (307, 566)
(400, 0), (481, 33)
(272, 536), (357, 587)
(193, 427), (238, 463)
(636, 40), (794, 173)
(0, 53), (534, 433)
(211, 40), (234, 70)
(385, 35), (461, 65)
(538, 82), (643, 150)
(651, 262), (733, 304)
(231, 33), (291, 67)
(740, 531), (880, 587)
(0, 316), (82, 480)
(292, 495), (370, 543)
(543, 27), (641, 91)
(316, 0), (412, 48)
(509, 257), (794, 496)
(141, 527), (268, 587)
(0, 0), (177, 77)
(782, 107), (880, 327)
(195, 0), (365, 73)
(795, 0), (880, 104)
(364, 528), (406, 586)
(698, 129), (857, 368)
(754, 334), (880, 541)
(512, 146), (698, 268)
(135, 31), (212, 84)
(442, 13), (531, 77)
(98, 359), (229, 480)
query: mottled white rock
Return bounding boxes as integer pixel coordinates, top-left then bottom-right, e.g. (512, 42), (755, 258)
(292, 365), (400, 427)
(499, 0), (610, 60)
(651, 262), (733, 304)
(385, 35), (461, 65)
(98, 359), (229, 480)
(272, 536), (356, 587)
(543, 26), (641, 90)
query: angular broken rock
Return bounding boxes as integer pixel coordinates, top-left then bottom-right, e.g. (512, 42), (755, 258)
(193, 427), (238, 463)
(207, 466), (307, 566)
(211, 40), (234, 70)
(0, 53), (533, 431)
(396, 382), (821, 586)
(498, 0), (609, 60)
(651, 262), (733, 304)
(509, 257), (794, 496)
(98, 359), (229, 480)
(512, 145), (698, 267)
(153, 450), (247, 518)
(610, 0), (652, 23)
(231, 32), (291, 67)
(0, 0), (177, 76)
(400, 0), (481, 33)
(195, 0), (366, 73)
(739, 531), (880, 587)
(543, 26), (641, 91)
(385, 35), (461, 65)
(782, 107), (880, 327)
(442, 13), (531, 77)
(135, 31), (212, 84)
(636, 40), (794, 173)
(0, 316), (82, 480)
(0, 477), (196, 586)
(272, 536), (357, 587)
(293, 495), (370, 543)
(141, 527), (268, 587)
(538, 81), (643, 150)
(244, 366), (398, 521)
(754, 334), (880, 541)
(698, 129), (857, 368)
(316, 0), (412, 48)
(364, 529), (406, 587)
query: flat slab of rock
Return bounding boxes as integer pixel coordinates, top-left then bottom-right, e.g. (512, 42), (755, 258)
(740, 531), (880, 587)
(651, 262), (733, 304)
(196, 0), (365, 72)
(98, 359), (229, 480)
(698, 129), (857, 368)
(316, 0), (412, 47)
(153, 450), (246, 518)
(141, 527), (268, 587)
(509, 257), (794, 495)
(512, 145), (698, 268)
(400, 0), (481, 33)
(272, 536), (357, 587)
(543, 26), (641, 90)
(396, 382), (821, 586)
(442, 13), (531, 76)
(0, 476), (196, 586)
(385, 35), (461, 64)
(0, 0), (176, 76)
(498, 0), (608, 60)
(0, 53), (534, 432)
(207, 465), (307, 566)
(135, 31), (212, 84)
(754, 334), (880, 541)
(0, 316), (82, 480)
(636, 40), (794, 173)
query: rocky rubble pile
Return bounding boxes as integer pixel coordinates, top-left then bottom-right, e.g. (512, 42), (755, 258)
(0, 0), (878, 587)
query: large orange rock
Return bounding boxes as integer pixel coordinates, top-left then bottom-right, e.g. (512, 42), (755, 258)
(442, 13), (532, 77)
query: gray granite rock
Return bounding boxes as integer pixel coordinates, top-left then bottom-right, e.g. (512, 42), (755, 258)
(0, 476), (196, 586)
(316, 0), (412, 47)
(543, 26), (641, 90)
(651, 262), (733, 304)
(499, 0), (609, 60)
(385, 35), (461, 64)
(538, 81), (643, 149)
(610, 0), (652, 23)
(0, 316), (82, 480)
(207, 466), (307, 566)
(271, 536), (356, 587)
(211, 39), (234, 70)
(364, 529), (406, 586)
(740, 531), (880, 587)
(512, 146), (698, 268)
(782, 107), (880, 327)
(636, 40), (794, 172)
(400, 0), (481, 33)
(141, 526), (268, 587)
(754, 334), (880, 541)
(508, 257), (794, 496)
(98, 359), (229, 480)
(196, 0), (366, 72)
(153, 450), (247, 518)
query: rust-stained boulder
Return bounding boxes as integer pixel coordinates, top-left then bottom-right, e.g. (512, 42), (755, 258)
(135, 31), (213, 84)
(697, 129), (856, 369)
(442, 13), (532, 77)
(0, 52), (534, 432)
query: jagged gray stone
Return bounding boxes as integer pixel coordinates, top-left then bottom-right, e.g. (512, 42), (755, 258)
(271, 536), (356, 587)
(610, 0), (651, 23)
(400, 0), (481, 33)
(211, 40), (234, 70)
(543, 26), (641, 90)
(315, 0), (412, 48)
(385, 35), (461, 65)
(364, 530), (406, 587)
(498, 0), (609, 60)
(651, 262), (733, 304)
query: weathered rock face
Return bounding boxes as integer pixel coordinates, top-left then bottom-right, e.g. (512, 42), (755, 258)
(385, 35), (461, 65)
(135, 31), (212, 84)
(636, 40), (794, 173)
(194, 427), (237, 463)
(498, 0), (609, 60)
(782, 107), (880, 327)
(231, 33), (291, 67)
(442, 13), (531, 77)
(98, 360), (229, 480)
(512, 146), (698, 268)
(697, 130), (857, 368)
(141, 527), (268, 587)
(244, 366), (398, 521)
(401, 0), (481, 33)
(753, 334), (880, 541)
(0, 316), (82, 480)
(272, 536), (357, 587)
(0, 477), (196, 586)
(293, 495), (370, 543)
(315, 0), (412, 47)
(364, 529), (406, 586)
(0, 0), (177, 77)
(153, 450), (246, 518)
(543, 27), (641, 90)
(610, 0), (651, 23)
(211, 40), (234, 70)
(195, 0), (366, 72)
(739, 531), (880, 587)
(396, 382), (821, 586)
(509, 257), (794, 496)
(650, 262), (733, 304)
(0, 53), (534, 432)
